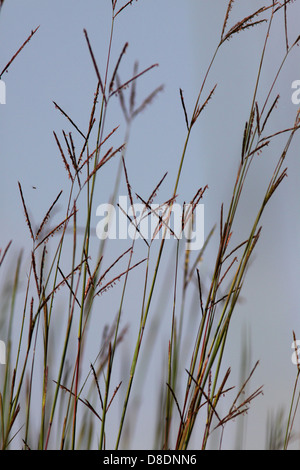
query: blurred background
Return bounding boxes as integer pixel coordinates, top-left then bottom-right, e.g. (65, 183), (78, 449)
(0, 0), (300, 450)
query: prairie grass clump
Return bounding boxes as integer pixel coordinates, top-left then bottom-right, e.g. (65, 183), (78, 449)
(0, 0), (300, 450)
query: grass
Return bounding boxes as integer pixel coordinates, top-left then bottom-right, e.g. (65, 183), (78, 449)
(0, 0), (300, 450)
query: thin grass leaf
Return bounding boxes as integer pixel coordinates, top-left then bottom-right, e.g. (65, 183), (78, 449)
(116, 74), (129, 122)
(132, 84), (164, 119)
(90, 363), (103, 409)
(144, 171), (168, 206)
(53, 131), (73, 181)
(94, 258), (147, 297)
(129, 61), (139, 114)
(274, 0), (295, 14)
(259, 123), (300, 143)
(122, 156), (134, 215)
(110, 63), (159, 98)
(84, 255), (103, 299)
(18, 182), (35, 240)
(78, 82), (100, 165)
(166, 383), (184, 427)
(0, 26), (39, 78)
(261, 94), (280, 132)
(117, 203), (150, 247)
(196, 269), (204, 317)
(83, 144), (125, 185)
(109, 42), (129, 92)
(179, 88), (189, 130)
(35, 208), (77, 250)
(265, 167), (288, 201)
(222, 239), (249, 264)
(54, 381), (102, 421)
(31, 251), (40, 296)
(0, 240), (12, 267)
(241, 108), (255, 164)
(62, 131), (77, 172)
(77, 125), (120, 173)
(106, 381), (122, 413)
(83, 29), (105, 101)
(35, 190), (63, 240)
(284, 1), (289, 52)
(114, 0), (139, 18)
(134, 193), (178, 240)
(97, 247), (132, 288)
(247, 140), (270, 158)
(64, 131), (82, 188)
(184, 369), (223, 428)
(53, 102), (86, 139)
(217, 256), (238, 288)
(255, 101), (261, 135)
(191, 84), (217, 126)
(58, 267), (81, 308)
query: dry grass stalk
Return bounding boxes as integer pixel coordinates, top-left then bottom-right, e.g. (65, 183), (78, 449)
(0, 26), (39, 78)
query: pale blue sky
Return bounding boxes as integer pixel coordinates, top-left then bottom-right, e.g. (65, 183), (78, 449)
(0, 0), (300, 450)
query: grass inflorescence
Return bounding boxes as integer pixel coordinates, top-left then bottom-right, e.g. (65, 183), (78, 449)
(0, 0), (300, 450)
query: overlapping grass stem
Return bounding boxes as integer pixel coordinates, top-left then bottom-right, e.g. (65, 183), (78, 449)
(0, 0), (300, 450)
